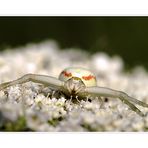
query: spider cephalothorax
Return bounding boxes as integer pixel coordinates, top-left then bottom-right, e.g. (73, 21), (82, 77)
(62, 77), (86, 96)
(0, 67), (148, 117)
(59, 67), (97, 87)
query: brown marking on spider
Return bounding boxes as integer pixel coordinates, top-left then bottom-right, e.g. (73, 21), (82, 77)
(61, 71), (72, 77)
(82, 75), (96, 81)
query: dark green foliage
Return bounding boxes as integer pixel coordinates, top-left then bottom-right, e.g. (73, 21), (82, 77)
(0, 116), (29, 131)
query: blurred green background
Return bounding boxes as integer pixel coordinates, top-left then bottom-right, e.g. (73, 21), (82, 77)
(0, 17), (148, 69)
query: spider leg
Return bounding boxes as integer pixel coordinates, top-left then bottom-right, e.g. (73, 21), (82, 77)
(85, 86), (148, 116)
(122, 95), (148, 108)
(118, 96), (145, 117)
(98, 97), (104, 109)
(0, 74), (64, 91)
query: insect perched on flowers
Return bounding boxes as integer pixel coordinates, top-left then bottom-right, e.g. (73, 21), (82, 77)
(0, 67), (148, 117)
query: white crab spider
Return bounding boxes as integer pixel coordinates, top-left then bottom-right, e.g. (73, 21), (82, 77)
(0, 67), (148, 117)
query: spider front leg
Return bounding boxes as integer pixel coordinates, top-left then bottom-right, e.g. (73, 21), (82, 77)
(0, 74), (64, 91)
(84, 86), (148, 117)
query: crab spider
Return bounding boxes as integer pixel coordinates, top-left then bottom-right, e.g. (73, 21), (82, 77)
(0, 67), (148, 117)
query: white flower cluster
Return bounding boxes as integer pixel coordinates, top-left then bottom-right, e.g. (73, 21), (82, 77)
(0, 40), (148, 131)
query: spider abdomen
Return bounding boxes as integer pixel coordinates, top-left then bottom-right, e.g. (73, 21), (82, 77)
(59, 67), (97, 87)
